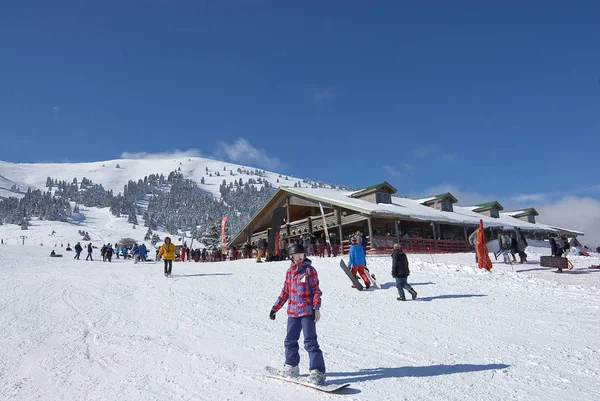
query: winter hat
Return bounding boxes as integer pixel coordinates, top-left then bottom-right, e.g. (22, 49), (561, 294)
(350, 236), (357, 243)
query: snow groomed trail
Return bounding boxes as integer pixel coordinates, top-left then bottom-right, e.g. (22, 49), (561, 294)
(0, 244), (599, 401)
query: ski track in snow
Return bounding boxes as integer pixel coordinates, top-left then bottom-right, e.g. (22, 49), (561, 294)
(0, 244), (599, 401)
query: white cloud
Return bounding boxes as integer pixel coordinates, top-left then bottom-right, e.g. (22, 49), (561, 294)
(511, 193), (545, 203)
(120, 149), (202, 160)
(423, 184), (600, 247)
(536, 196), (600, 247)
(313, 88), (336, 101)
(214, 138), (282, 171)
(384, 164), (415, 178)
(441, 153), (456, 162)
(52, 105), (59, 120)
(511, 184), (600, 203)
(383, 166), (400, 176)
(413, 147), (433, 158)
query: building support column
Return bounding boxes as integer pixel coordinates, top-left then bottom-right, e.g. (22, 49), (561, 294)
(367, 216), (373, 252)
(395, 219), (400, 243)
(285, 197), (291, 245)
(337, 207), (344, 255)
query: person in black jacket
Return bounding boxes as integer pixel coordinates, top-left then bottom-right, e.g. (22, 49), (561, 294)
(73, 242), (83, 260)
(86, 243), (94, 261)
(391, 244), (417, 301)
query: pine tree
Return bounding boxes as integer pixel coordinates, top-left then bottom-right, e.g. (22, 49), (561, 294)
(201, 224), (221, 249)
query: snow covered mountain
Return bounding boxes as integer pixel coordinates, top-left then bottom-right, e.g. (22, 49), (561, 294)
(0, 156), (343, 247)
(0, 156), (332, 200)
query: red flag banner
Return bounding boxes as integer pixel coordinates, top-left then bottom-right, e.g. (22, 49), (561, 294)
(476, 219), (493, 271)
(220, 216), (228, 254)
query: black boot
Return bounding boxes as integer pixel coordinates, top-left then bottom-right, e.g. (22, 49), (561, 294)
(408, 287), (418, 300)
(365, 282), (371, 289)
(397, 296), (406, 301)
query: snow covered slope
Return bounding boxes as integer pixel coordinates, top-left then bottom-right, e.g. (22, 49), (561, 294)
(0, 206), (170, 249)
(0, 157), (313, 199)
(1, 244), (598, 400)
(0, 173), (23, 199)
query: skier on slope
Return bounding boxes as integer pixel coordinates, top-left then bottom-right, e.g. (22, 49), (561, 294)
(269, 243), (326, 386)
(347, 236), (371, 289)
(391, 244), (417, 301)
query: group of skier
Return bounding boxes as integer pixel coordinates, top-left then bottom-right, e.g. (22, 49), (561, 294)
(71, 241), (149, 263)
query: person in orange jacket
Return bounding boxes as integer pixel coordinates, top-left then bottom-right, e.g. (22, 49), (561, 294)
(158, 237), (177, 277)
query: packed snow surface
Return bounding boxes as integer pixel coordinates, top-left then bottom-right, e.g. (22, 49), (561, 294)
(1, 244), (599, 401)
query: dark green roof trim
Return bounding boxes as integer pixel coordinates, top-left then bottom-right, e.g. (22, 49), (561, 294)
(423, 192), (458, 204)
(351, 181), (398, 197)
(509, 207), (539, 217)
(473, 201), (504, 211)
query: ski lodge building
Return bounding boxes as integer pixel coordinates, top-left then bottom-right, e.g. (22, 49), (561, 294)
(228, 182), (584, 254)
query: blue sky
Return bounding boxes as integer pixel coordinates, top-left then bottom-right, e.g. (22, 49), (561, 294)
(1, 1), (599, 213)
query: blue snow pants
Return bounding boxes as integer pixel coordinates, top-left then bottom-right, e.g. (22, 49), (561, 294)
(284, 316), (325, 372)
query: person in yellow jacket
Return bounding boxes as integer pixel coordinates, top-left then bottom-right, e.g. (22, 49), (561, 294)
(158, 237), (177, 277)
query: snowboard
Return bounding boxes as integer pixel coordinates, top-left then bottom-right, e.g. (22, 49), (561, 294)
(364, 266), (380, 289)
(340, 260), (364, 291)
(264, 366), (350, 393)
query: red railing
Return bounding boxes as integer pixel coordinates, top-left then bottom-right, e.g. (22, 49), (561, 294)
(343, 237), (472, 255)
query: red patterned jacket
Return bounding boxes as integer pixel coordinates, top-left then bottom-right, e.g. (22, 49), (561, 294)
(272, 260), (322, 317)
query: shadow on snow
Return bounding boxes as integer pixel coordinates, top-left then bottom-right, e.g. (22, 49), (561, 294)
(170, 273), (233, 278)
(380, 281), (435, 290)
(327, 363), (510, 386)
(417, 294), (487, 301)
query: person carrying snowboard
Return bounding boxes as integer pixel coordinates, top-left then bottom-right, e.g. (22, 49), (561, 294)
(269, 243), (326, 386)
(392, 244), (417, 301)
(347, 236), (371, 289)
(158, 237), (176, 277)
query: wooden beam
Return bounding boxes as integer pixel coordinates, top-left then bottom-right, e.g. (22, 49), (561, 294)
(285, 196), (291, 246)
(337, 207), (344, 255)
(367, 217), (373, 249)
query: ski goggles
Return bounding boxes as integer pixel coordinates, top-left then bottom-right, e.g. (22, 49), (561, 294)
(291, 253), (305, 261)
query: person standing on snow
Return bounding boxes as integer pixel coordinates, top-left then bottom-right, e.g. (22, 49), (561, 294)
(468, 229), (478, 263)
(85, 243), (93, 261)
(347, 236), (371, 289)
(269, 243), (326, 386)
(158, 237), (177, 277)
(391, 244), (417, 301)
(105, 244), (114, 262)
(139, 243), (148, 262)
(74, 242), (83, 260)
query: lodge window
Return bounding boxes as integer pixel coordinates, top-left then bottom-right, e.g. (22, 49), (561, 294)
(490, 209), (499, 218)
(441, 201), (453, 212)
(527, 215), (535, 224)
(376, 192), (391, 204)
